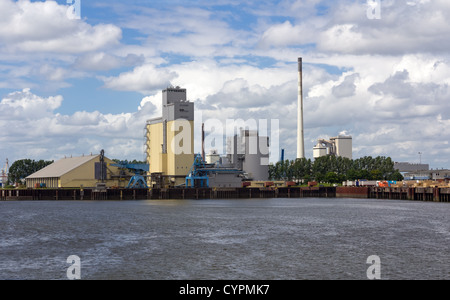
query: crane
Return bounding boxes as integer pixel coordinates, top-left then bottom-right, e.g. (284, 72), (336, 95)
(185, 154), (209, 188)
(110, 162), (149, 189)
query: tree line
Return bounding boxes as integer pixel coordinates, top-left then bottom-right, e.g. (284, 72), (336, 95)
(269, 156), (404, 184)
(6, 159), (54, 186)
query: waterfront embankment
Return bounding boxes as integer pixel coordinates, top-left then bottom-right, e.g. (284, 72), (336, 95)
(1, 186), (450, 202)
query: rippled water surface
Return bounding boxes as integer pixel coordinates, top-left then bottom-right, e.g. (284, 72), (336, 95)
(0, 198), (448, 280)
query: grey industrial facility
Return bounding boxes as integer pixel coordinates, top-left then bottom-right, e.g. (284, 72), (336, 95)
(192, 129), (270, 188)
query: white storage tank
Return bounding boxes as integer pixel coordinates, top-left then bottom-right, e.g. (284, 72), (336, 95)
(313, 142), (328, 159)
(206, 150), (220, 165)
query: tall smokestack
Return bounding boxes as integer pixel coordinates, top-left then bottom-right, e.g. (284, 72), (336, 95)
(297, 57), (305, 159)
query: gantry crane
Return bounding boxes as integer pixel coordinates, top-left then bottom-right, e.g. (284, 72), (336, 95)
(110, 162), (150, 189)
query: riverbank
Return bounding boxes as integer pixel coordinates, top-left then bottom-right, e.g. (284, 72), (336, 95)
(1, 186), (450, 202)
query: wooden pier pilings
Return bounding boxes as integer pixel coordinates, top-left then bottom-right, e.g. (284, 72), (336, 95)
(0, 186), (449, 202)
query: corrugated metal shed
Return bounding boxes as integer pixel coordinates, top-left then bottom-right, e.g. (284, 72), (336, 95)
(26, 155), (99, 179)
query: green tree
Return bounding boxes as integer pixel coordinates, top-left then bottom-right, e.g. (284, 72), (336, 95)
(270, 155), (400, 183)
(268, 163), (277, 180)
(8, 159), (53, 185)
(269, 161), (283, 180)
(387, 171), (404, 181)
(112, 159), (146, 165)
(292, 158), (312, 184)
(282, 160), (293, 181)
(312, 156), (330, 181)
(370, 169), (383, 180)
(324, 171), (340, 184)
(346, 169), (359, 181)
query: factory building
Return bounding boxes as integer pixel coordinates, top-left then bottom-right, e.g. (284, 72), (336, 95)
(431, 170), (450, 181)
(226, 129), (269, 181)
(146, 87), (270, 188)
(146, 86), (195, 187)
(394, 162), (429, 172)
(207, 172), (244, 188)
(313, 135), (352, 160)
(25, 154), (128, 188)
(402, 169), (450, 181)
(185, 128), (269, 189)
(395, 162), (430, 180)
(185, 153), (245, 188)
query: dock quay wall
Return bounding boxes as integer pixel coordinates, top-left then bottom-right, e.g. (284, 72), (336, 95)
(0, 187), (449, 202)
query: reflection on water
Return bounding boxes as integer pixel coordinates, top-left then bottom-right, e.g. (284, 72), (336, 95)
(0, 198), (448, 280)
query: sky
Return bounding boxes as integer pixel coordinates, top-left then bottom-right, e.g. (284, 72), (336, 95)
(1, 0), (450, 168)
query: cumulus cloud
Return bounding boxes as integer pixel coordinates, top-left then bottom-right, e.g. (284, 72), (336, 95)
(73, 53), (144, 71)
(258, 21), (316, 48)
(0, 88), (62, 120)
(0, 89), (158, 160)
(332, 73), (359, 98)
(250, 1), (450, 56)
(2, 0), (450, 167)
(56, 111), (104, 126)
(109, 2), (260, 59)
(0, 0), (122, 54)
(0, 0), (127, 91)
(101, 64), (178, 94)
(317, 0), (450, 55)
(302, 55), (450, 164)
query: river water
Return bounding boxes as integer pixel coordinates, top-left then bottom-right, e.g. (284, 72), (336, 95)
(0, 198), (448, 280)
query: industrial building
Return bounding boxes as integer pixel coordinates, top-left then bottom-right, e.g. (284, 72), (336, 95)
(25, 153), (131, 188)
(431, 170), (450, 181)
(394, 162), (429, 172)
(146, 86), (195, 187)
(403, 169), (450, 181)
(226, 129), (269, 181)
(313, 135), (353, 160)
(395, 162), (430, 180)
(185, 129), (270, 188)
(185, 154), (245, 188)
(145, 86), (270, 188)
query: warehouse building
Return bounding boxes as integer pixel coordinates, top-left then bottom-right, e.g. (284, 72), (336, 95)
(26, 154), (128, 188)
(403, 169), (450, 181)
(394, 162), (429, 172)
